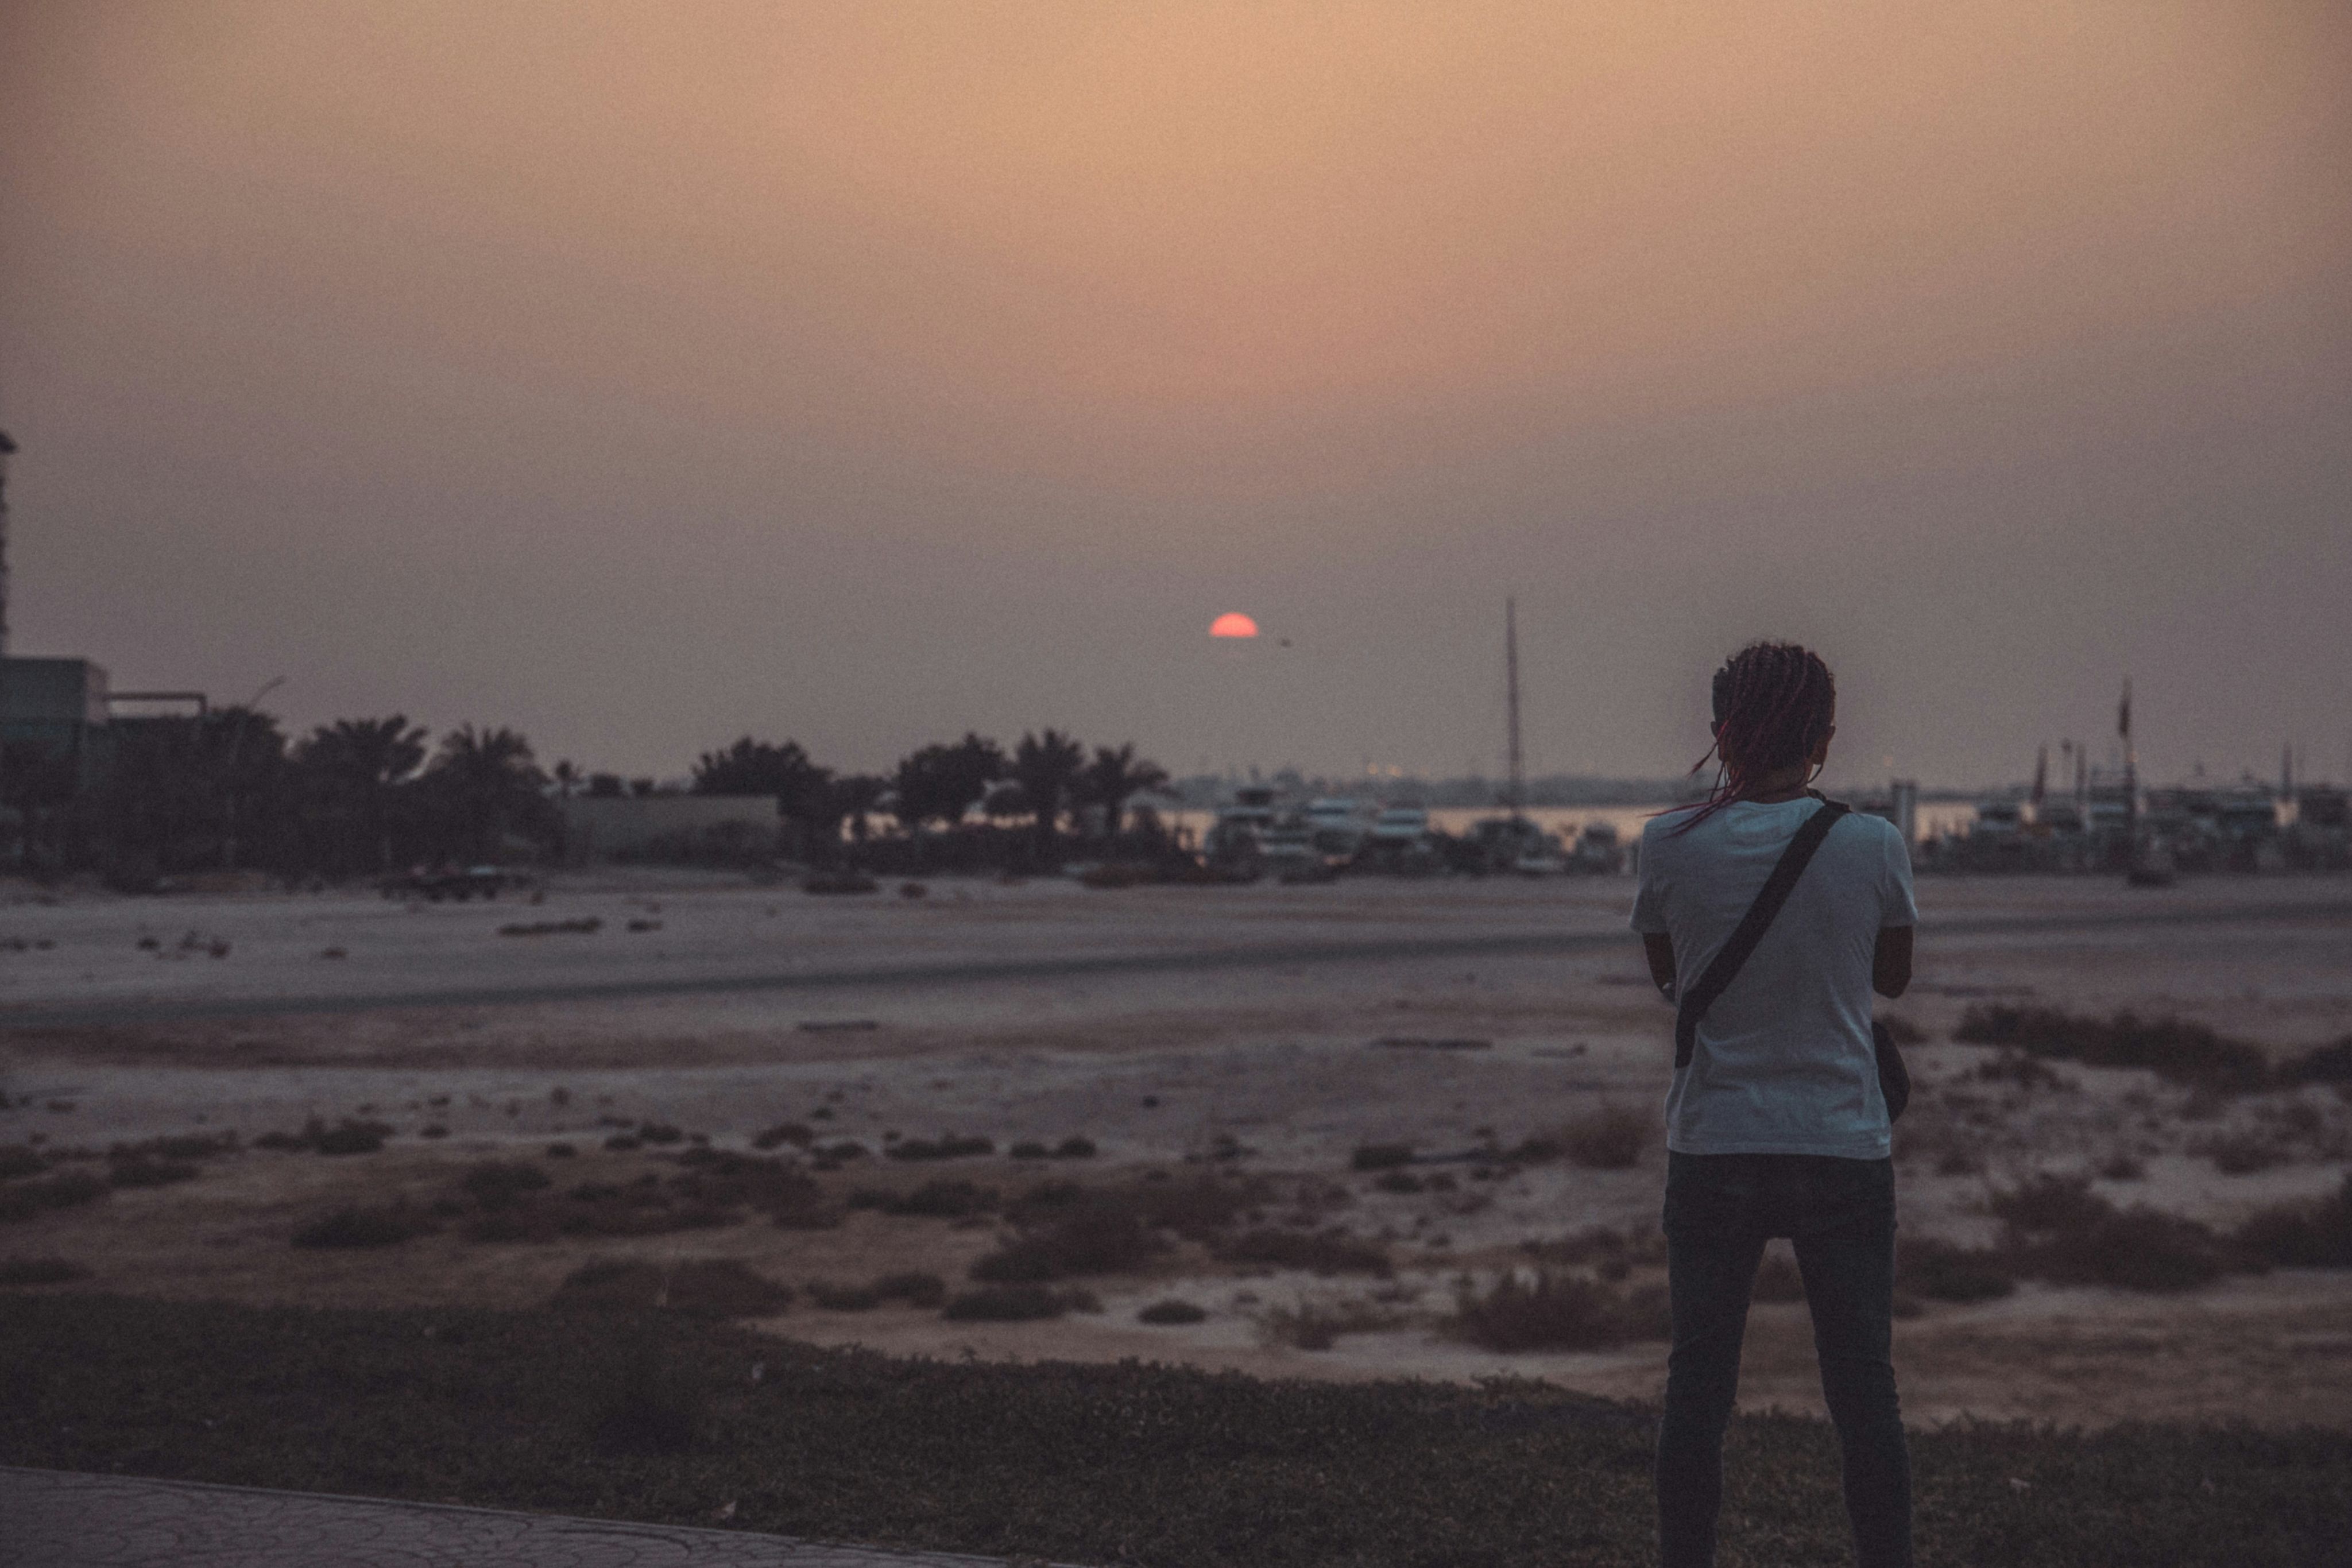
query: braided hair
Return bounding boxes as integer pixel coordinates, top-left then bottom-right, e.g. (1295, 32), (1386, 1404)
(1668, 641), (1837, 834)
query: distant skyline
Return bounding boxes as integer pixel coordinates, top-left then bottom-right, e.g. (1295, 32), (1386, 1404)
(2, 2), (2346, 791)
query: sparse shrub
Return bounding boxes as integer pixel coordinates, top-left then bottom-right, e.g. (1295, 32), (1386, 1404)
(809, 1271), (947, 1311)
(461, 1161), (554, 1209)
(2096, 1152), (2146, 1181)
(604, 1135), (642, 1152)
(292, 1205), (430, 1249)
(1934, 1148), (1980, 1176)
(0, 1146), (44, 1180)
(1897, 1238), (2016, 1303)
(106, 1156), (198, 1188)
(1976, 1050), (2071, 1091)
(1215, 1229), (1391, 1277)
(1350, 1143), (1414, 1172)
(942, 1284), (1098, 1322)
(2277, 1036), (2352, 1086)
(883, 1179), (997, 1219)
(557, 1257), (791, 1317)
(1989, 1173), (2117, 1238)
(888, 1134), (995, 1162)
(1138, 1298), (1208, 1325)
(1877, 1014), (1928, 1047)
(1053, 1136), (1097, 1159)
(1373, 1170), (1424, 1195)
(752, 1122), (813, 1150)
(1, 1170), (107, 1218)
(1009, 1141), (1051, 1160)
(1446, 1269), (1669, 1352)
(546, 1142), (577, 1158)
(2233, 1176), (2352, 1268)
(1750, 1253), (1805, 1302)
(0, 1257), (86, 1286)
(419, 1125), (450, 1139)
(2196, 1130), (2287, 1175)
(313, 1120), (390, 1156)
(2033, 1207), (2233, 1293)
(1259, 1296), (1400, 1350)
(972, 1206), (1163, 1283)
(1562, 1106), (1647, 1170)
(875, 1271), (947, 1308)
(637, 1123), (685, 1145)
(1955, 1005), (2269, 1092)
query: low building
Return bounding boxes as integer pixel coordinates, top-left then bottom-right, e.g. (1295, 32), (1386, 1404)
(0, 656), (111, 793)
(556, 793), (779, 862)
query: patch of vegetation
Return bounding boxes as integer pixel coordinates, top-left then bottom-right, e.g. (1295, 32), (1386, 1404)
(1349, 1142), (1414, 1172)
(1214, 1229), (1391, 1277)
(971, 1207), (1164, 1283)
(2232, 1176), (2352, 1268)
(461, 1161), (554, 1209)
(1137, 1299), (1208, 1325)
(105, 1156), (198, 1188)
(751, 1122), (813, 1150)
(1, 1292), (2347, 1566)
(941, 1284), (1100, 1322)
(2195, 1129), (2288, 1175)
(1990, 1176), (2235, 1293)
(0, 1169), (109, 1222)
(557, 1259), (794, 1318)
(1555, 1106), (1648, 1170)
(805, 1273), (949, 1312)
(1896, 1238), (2016, 1303)
(1955, 1006), (2270, 1092)
(0, 1257), (86, 1286)
(1258, 1296), (1401, 1350)
(1372, 1170), (1424, 1194)
(1876, 1014), (1928, 1047)
(292, 1205), (433, 1249)
(0, 1145), (45, 1181)
(888, 1134), (996, 1162)
(2277, 1036), (2352, 1086)
(1445, 1269), (1670, 1352)
(877, 1179), (998, 1219)
(1976, 1050), (2073, 1091)
(1053, 1136), (1098, 1159)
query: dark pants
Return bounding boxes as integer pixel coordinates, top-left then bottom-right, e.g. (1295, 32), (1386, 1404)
(1657, 1152), (1912, 1568)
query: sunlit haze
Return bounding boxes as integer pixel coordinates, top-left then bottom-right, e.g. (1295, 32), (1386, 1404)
(2, 1), (2346, 789)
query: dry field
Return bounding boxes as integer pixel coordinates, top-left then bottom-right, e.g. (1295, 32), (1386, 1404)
(3, 869), (2349, 1430)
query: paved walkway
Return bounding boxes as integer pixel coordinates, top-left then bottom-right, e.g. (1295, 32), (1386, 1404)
(0, 1468), (1073, 1568)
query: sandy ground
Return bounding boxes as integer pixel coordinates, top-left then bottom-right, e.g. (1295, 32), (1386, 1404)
(2, 870), (2349, 1430)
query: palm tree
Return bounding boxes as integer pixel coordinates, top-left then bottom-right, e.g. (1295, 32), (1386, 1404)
(1012, 729), (1086, 863)
(1084, 743), (1170, 838)
(426, 725), (547, 862)
(294, 717), (428, 872)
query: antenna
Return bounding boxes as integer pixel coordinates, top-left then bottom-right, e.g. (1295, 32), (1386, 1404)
(1503, 597), (1525, 820)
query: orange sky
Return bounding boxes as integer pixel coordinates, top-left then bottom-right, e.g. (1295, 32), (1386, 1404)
(2, 1), (2346, 783)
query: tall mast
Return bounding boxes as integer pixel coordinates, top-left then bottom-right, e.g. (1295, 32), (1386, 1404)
(1503, 597), (1524, 820)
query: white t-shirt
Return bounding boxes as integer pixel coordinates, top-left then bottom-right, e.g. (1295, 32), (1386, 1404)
(1629, 799), (1917, 1159)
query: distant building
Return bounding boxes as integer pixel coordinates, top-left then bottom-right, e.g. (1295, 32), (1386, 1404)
(0, 655), (112, 794)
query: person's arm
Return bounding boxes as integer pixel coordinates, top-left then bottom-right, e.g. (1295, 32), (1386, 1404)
(1643, 932), (1678, 1001)
(1873, 925), (1913, 998)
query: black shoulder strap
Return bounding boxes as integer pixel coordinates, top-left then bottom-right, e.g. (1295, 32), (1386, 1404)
(1673, 799), (1852, 1070)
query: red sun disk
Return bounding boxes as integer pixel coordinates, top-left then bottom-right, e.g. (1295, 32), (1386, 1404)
(1209, 613), (1259, 638)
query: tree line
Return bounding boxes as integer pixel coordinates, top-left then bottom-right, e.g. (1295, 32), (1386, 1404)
(2, 710), (1170, 885)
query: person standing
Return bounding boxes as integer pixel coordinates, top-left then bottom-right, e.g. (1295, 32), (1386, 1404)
(1632, 641), (1917, 1568)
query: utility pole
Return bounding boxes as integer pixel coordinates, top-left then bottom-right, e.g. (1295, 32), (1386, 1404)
(1503, 597), (1525, 822)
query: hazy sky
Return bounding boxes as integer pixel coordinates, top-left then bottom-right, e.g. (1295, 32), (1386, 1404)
(2, 2), (2346, 789)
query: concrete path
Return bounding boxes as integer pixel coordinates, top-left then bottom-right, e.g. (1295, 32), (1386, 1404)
(0, 1468), (1074, 1568)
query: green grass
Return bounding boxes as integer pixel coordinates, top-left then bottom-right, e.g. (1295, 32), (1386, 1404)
(1, 1293), (2346, 1566)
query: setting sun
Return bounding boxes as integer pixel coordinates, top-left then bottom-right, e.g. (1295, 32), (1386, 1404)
(1209, 612), (1259, 638)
